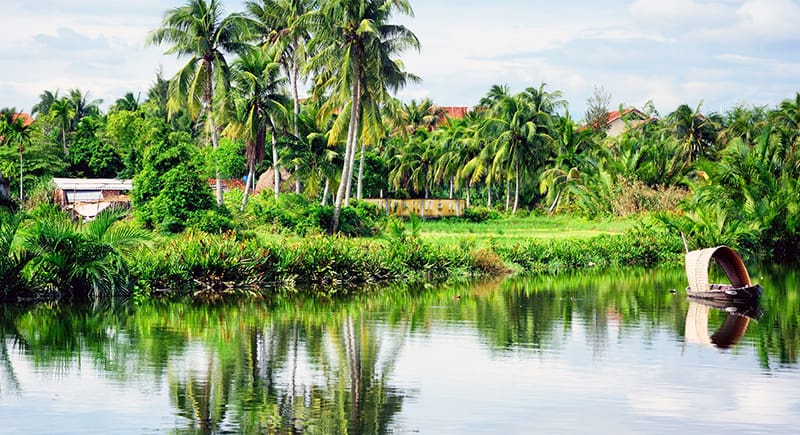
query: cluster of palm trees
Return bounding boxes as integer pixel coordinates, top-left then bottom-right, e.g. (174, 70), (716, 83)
(147, 0), (419, 231)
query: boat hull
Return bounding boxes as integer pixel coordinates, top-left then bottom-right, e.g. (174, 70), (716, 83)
(685, 283), (763, 304)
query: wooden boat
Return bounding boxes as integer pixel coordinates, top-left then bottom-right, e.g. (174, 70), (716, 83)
(684, 245), (762, 303)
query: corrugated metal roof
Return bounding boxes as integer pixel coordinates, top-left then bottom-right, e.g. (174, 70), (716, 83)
(52, 178), (132, 191)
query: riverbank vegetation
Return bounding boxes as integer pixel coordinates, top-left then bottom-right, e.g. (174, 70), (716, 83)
(2, 0), (800, 301)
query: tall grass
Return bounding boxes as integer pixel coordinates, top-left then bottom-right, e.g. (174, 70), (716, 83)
(129, 227), (502, 300)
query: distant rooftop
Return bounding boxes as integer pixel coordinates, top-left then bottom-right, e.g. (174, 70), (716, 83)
(52, 178), (133, 191)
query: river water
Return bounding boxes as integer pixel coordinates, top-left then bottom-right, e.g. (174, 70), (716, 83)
(1, 266), (799, 434)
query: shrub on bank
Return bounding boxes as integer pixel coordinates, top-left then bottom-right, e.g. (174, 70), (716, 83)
(247, 194), (384, 236)
(462, 206), (501, 223)
(496, 224), (684, 273)
(129, 229), (499, 299)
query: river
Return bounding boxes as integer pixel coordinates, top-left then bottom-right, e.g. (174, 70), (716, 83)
(1, 265), (798, 434)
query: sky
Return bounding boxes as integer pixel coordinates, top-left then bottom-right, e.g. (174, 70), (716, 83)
(2, 0), (800, 120)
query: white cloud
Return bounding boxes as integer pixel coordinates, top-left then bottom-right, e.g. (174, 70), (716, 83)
(629, 0), (736, 33)
(736, 0), (800, 37)
(2, 0), (800, 118)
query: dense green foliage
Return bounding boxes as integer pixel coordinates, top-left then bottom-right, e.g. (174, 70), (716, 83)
(0, 205), (149, 302)
(132, 131), (229, 233)
(2, 0), (800, 301)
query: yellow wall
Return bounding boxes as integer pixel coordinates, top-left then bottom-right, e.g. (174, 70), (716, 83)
(361, 198), (466, 218)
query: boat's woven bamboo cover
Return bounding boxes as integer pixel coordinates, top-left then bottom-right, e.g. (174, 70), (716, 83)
(685, 246), (752, 293)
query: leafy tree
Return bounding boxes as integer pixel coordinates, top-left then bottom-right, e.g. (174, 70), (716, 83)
(584, 85), (611, 133)
(132, 131), (220, 233)
(66, 115), (124, 178)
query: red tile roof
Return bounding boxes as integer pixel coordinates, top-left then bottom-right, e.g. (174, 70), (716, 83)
(440, 106), (470, 120)
(12, 112), (34, 127)
(606, 108), (648, 124)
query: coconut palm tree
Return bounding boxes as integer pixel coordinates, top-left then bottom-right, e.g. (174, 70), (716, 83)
(67, 89), (102, 124)
(31, 89), (59, 116)
(229, 45), (290, 208)
(539, 115), (595, 213)
(49, 98), (74, 154)
(307, 0), (419, 232)
(244, 0), (318, 193)
(110, 92), (141, 113)
(0, 212), (34, 301)
(0, 109), (32, 201)
(481, 87), (558, 214)
(388, 130), (438, 215)
(287, 104), (340, 204)
(667, 103), (721, 163)
(148, 0), (249, 206)
(773, 92), (800, 147)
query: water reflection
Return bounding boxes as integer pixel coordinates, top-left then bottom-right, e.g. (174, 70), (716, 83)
(684, 299), (762, 349)
(0, 265), (799, 433)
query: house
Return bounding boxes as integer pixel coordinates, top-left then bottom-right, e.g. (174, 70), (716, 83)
(427, 106), (472, 130)
(599, 108), (653, 137)
(440, 106), (470, 120)
(52, 178), (133, 221)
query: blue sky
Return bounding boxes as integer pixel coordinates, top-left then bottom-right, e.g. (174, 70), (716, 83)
(2, 0), (800, 119)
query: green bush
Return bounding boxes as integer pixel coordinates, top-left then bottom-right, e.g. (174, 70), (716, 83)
(248, 194), (384, 237)
(463, 206), (501, 223)
(132, 132), (218, 233)
(496, 225), (683, 273)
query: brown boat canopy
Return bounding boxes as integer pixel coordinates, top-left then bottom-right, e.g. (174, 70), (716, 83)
(684, 246), (752, 294)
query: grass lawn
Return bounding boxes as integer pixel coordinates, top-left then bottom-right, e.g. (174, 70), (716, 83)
(419, 214), (638, 248)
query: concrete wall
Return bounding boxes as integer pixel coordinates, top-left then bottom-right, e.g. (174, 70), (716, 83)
(361, 198), (467, 218)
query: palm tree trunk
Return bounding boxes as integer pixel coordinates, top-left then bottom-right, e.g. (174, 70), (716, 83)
(269, 113), (280, 200)
(357, 140), (366, 200)
(505, 180), (510, 212)
(322, 178), (330, 206)
(209, 115), (224, 207)
(449, 177), (454, 199)
(205, 66), (223, 207)
(513, 162), (520, 214)
(18, 150), (23, 201)
(241, 161), (255, 212)
(487, 183), (492, 208)
(344, 140), (358, 206)
(333, 64), (362, 232)
(466, 180), (471, 208)
(548, 190), (561, 214)
(291, 60), (302, 195)
(271, 127), (280, 200)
